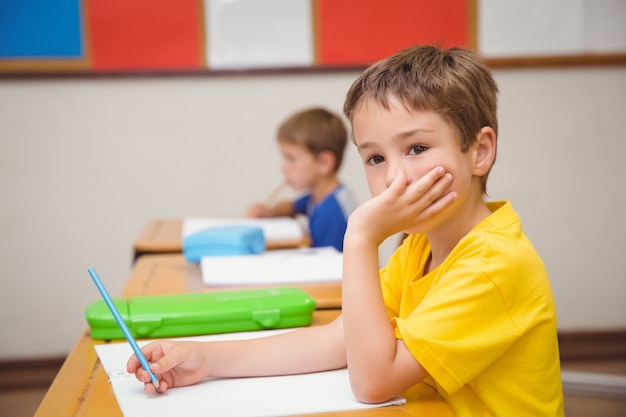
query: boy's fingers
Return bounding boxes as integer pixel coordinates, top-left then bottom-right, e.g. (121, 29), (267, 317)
(144, 380), (162, 394)
(408, 167), (447, 204)
(386, 170), (407, 195)
(127, 343), (165, 377)
(433, 173), (453, 194)
(150, 345), (183, 374)
(126, 354), (141, 373)
(419, 166), (445, 183)
(418, 189), (457, 220)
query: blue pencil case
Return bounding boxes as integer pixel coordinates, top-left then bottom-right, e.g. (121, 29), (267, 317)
(183, 225), (266, 263)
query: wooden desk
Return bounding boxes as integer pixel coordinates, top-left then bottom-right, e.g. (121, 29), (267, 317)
(34, 312), (339, 416)
(133, 219), (184, 258)
(35, 311), (452, 417)
(133, 218), (311, 261)
(124, 253), (342, 309)
(34, 258), (453, 417)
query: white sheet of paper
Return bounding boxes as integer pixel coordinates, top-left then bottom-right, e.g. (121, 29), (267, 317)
(200, 247), (342, 285)
(95, 330), (405, 417)
(183, 216), (305, 242)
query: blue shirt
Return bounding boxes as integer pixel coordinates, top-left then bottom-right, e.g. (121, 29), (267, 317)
(293, 185), (357, 252)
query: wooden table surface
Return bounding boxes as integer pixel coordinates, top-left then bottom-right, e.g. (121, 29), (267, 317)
(133, 218), (311, 260)
(34, 253), (453, 417)
(35, 307), (453, 416)
(123, 253), (342, 309)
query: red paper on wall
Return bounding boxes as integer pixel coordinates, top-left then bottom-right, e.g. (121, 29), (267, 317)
(317, 0), (469, 66)
(86, 0), (203, 71)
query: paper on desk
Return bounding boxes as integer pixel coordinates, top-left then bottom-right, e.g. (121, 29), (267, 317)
(183, 216), (305, 242)
(94, 329), (406, 417)
(200, 246), (343, 285)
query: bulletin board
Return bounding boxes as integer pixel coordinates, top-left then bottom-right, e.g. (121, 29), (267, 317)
(0, 0), (624, 75)
(0, 0), (474, 74)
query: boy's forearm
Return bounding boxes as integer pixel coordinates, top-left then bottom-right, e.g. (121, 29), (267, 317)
(341, 235), (399, 398)
(207, 319), (347, 378)
(267, 200), (296, 217)
(342, 230), (427, 403)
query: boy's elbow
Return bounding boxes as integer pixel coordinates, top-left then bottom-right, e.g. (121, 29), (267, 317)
(350, 378), (396, 404)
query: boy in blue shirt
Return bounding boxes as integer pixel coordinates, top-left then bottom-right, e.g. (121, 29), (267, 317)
(246, 107), (357, 251)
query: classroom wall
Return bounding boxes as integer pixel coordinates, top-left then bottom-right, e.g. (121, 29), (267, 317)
(0, 65), (625, 359)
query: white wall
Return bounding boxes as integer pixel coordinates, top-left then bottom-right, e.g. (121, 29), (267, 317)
(1, 66), (625, 359)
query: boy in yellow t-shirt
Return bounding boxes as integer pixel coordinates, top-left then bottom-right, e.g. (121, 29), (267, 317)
(129, 45), (564, 416)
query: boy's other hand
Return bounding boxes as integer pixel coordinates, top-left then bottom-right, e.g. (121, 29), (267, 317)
(246, 203), (270, 218)
(347, 166), (456, 244)
(127, 341), (210, 394)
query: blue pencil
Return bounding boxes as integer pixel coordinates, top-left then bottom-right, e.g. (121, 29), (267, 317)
(88, 267), (160, 390)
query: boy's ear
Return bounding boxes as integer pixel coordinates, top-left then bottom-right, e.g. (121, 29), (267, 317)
(316, 150), (336, 174)
(472, 126), (497, 176)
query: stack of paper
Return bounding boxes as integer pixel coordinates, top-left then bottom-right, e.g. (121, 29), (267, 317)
(183, 217), (305, 242)
(200, 247), (343, 285)
(94, 329), (406, 417)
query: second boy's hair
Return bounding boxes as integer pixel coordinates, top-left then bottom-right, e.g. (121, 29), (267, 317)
(277, 107), (348, 172)
(343, 45), (499, 194)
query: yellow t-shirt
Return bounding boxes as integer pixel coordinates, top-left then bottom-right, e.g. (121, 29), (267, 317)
(380, 201), (564, 417)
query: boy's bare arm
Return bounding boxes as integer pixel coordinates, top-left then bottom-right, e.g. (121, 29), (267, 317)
(208, 317), (346, 377)
(341, 167), (454, 403)
(128, 316), (347, 394)
(246, 200), (295, 218)
(266, 200), (296, 217)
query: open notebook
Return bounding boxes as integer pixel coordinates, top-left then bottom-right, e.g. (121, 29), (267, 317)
(94, 329), (406, 417)
(200, 246), (343, 285)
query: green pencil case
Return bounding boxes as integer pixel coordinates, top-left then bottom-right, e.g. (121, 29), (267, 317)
(85, 287), (316, 340)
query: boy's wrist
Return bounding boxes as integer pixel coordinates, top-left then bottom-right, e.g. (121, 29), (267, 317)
(344, 222), (385, 250)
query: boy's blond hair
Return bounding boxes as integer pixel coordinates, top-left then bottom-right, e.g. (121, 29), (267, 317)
(277, 107), (348, 173)
(343, 45), (499, 194)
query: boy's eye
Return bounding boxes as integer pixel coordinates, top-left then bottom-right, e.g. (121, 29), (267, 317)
(366, 155), (385, 165)
(408, 145), (427, 155)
